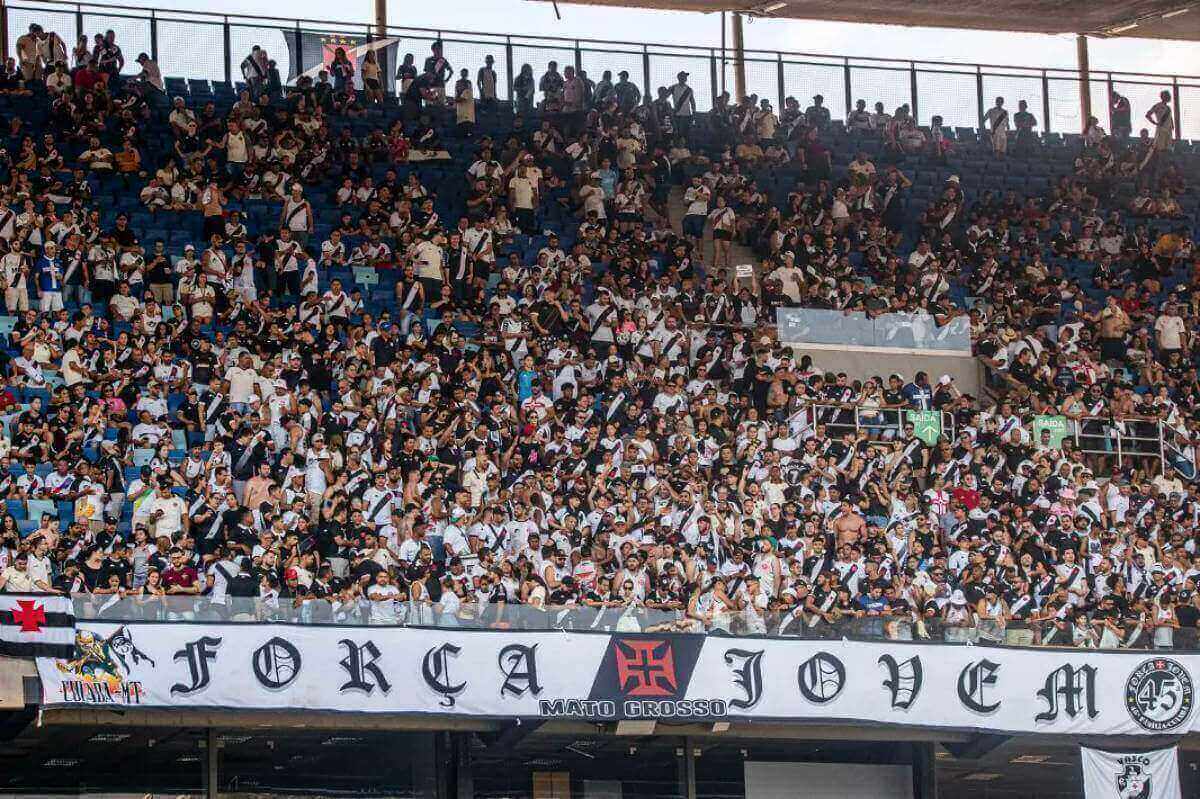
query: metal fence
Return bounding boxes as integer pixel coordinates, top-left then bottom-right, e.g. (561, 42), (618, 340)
(68, 595), (1200, 651)
(5, 0), (1200, 138)
(790, 398), (1196, 477)
(787, 401), (957, 444)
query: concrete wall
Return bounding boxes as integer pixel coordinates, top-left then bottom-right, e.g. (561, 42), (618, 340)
(0, 655), (37, 709)
(746, 762), (914, 799)
(787, 346), (984, 398)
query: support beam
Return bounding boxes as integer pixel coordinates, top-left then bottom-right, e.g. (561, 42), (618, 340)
(719, 12), (726, 95)
(481, 720), (544, 753)
(679, 737), (697, 799)
(731, 12), (746, 102)
(205, 728), (219, 799)
(2, 0), (11, 63)
(941, 733), (1010, 761)
(412, 731), (445, 799)
(911, 742), (938, 799)
(453, 733), (475, 799)
(1077, 34), (1092, 132)
(374, 0), (387, 38)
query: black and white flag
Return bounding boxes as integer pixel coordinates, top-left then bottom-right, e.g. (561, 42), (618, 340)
(0, 594), (75, 658)
(1081, 746), (1181, 799)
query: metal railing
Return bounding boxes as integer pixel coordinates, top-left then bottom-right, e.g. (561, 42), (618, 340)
(1067, 417), (1174, 467)
(5, 0), (1200, 138)
(65, 595), (1200, 650)
(789, 401), (957, 444)
(789, 400), (1197, 476)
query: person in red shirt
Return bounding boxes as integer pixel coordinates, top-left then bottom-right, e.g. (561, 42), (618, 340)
(161, 547), (200, 594)
(72, 59), (106, 92)
(0, 375), (17, 413)
(951, 473), (982, 511)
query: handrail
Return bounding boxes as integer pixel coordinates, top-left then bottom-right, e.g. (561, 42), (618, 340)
(4, 0), (1200, 84)
(790, 401), (1196, 474)
(785, 400), (958, 443)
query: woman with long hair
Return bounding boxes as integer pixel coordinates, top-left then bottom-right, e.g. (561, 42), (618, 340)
(361, 49), (383, 105)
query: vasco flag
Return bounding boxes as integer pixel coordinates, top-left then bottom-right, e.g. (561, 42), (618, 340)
(0, 594), (75, 657)
(284, 32), (400, 93)
(1081, 746), (1181, 799)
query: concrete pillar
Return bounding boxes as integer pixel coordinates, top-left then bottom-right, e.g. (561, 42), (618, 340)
(911, 742), (938, 799)
(731, 12), (746, 102)
(375, 0), (387, 38)
(412, 730), (445, 799)
(0, 656), (36, 709)
(679, 737), (697, 799)
(454, 733), (475, 799)
(1077, 34), (1092, 132)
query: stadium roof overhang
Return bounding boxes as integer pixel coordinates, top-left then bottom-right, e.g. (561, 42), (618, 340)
(530, 0), (1200, 41)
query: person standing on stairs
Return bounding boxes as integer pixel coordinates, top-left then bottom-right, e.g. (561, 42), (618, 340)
(649, 144), (672, 225)
(681, 175), (710, 251)
(707, 194), (736, 271)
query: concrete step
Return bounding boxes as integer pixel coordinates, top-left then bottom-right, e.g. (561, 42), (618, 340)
(666, 187), (759, 275)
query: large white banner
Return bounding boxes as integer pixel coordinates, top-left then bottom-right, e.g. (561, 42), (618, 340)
(1081, 746), (1181, 799)
(36, 622), (1200, 737)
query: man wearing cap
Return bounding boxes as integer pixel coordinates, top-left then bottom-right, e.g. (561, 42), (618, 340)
(305, 434), (335, 520)
(613, 69), (641, 113)
(804, 94), (831, 130)
(361, 472), (396, 530)
(130, 52), (163, 95)
(579, 171), (606, 222)
(146, 480), (188, 541)
(942, 589), (974, 642)
(35, 241), (63, 313)
(669, 71), (696, 139)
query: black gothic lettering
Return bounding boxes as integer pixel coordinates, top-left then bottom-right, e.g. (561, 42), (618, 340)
(498, 644), (543, 697)
(338, 639), (392, 695)
(724, 648), (764, 710)
(423, 643), (467, 707)
(251, 636), (303, 690)
(957, 658), (1001, 713)
(877, 654), (923, 710)
(797, 652), (845, 704)
(170, 636), (222, 695)
(1035, 664), (1098, 722)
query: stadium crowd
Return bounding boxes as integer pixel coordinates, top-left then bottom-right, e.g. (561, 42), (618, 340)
(0, 21), (1198, 650)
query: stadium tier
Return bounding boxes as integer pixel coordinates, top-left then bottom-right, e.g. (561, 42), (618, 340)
(0, 8), (1199, 798)
(0, 20), (1195, 644)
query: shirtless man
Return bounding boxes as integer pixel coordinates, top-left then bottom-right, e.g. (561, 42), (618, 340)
(833, 499), (867, 545)
(1092, 295), (1131, 364)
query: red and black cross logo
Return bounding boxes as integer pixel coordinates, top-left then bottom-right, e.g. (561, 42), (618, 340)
(614, 639), (678, 697)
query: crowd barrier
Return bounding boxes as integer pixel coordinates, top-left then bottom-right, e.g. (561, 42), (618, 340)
(774, 399), (1197, 477)
(68, 594), (1200, 650)
(777, 308), (973, 352)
